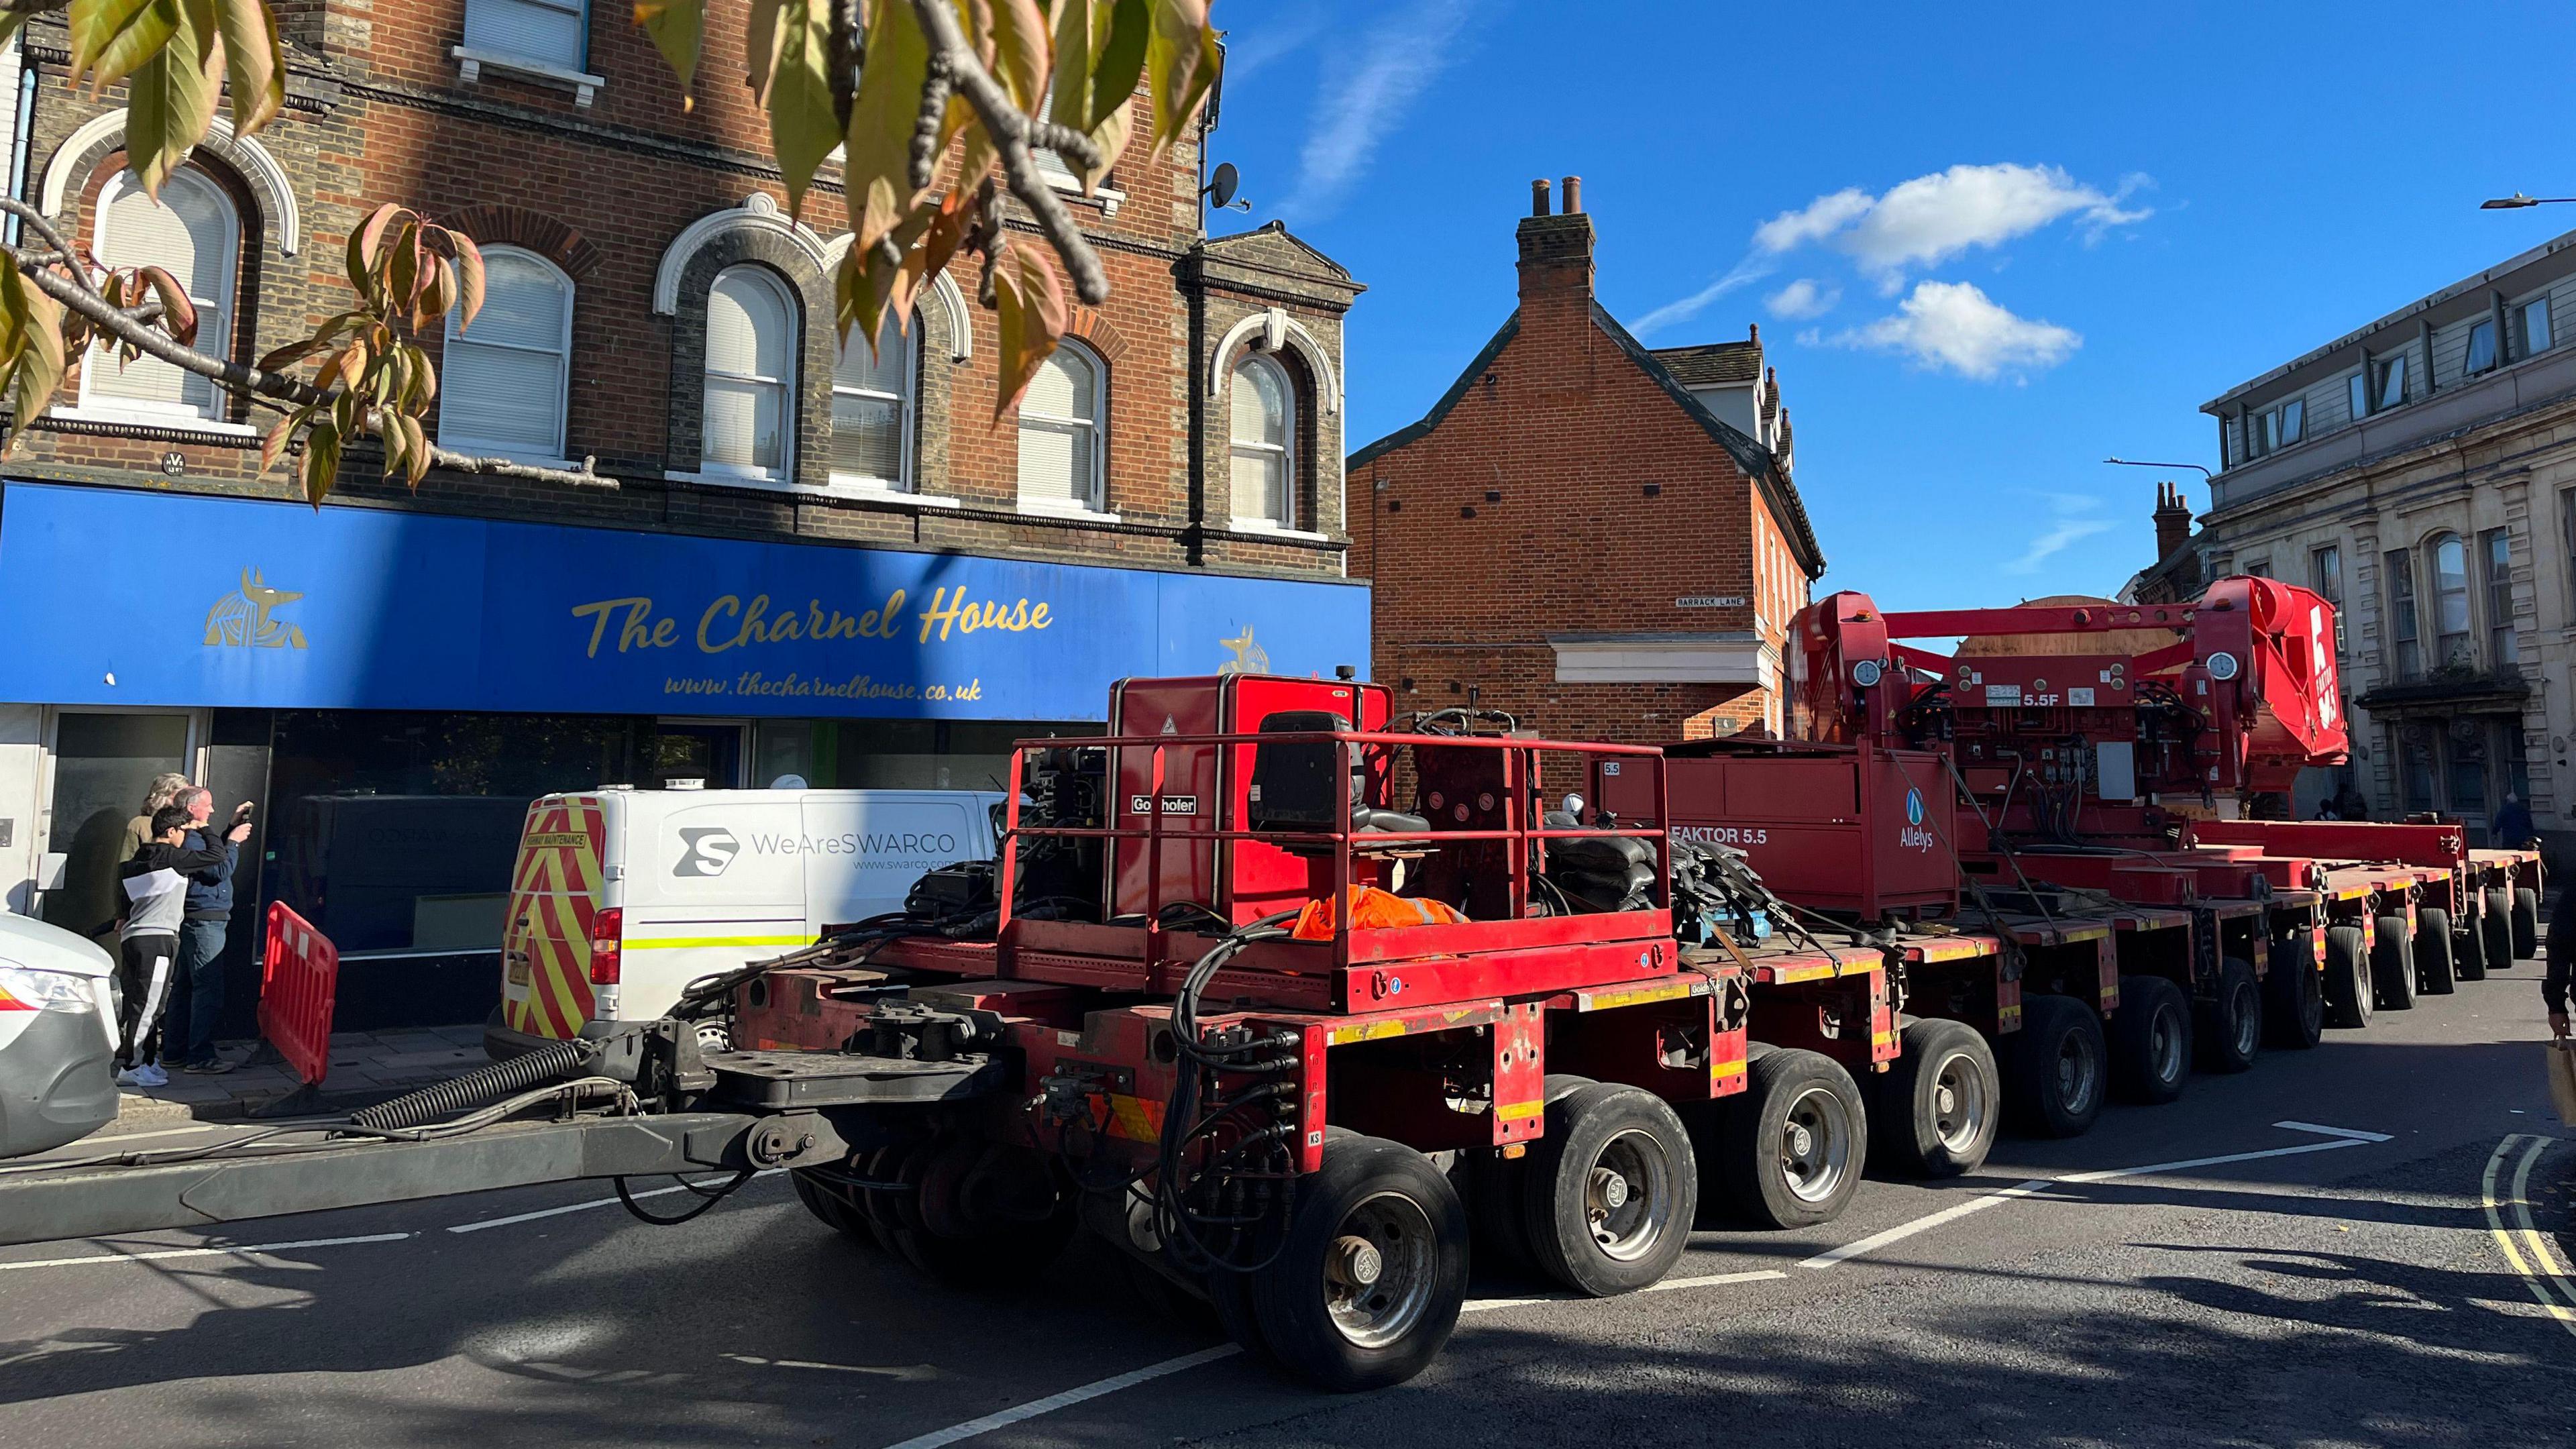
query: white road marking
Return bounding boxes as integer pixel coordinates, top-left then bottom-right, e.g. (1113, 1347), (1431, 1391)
(1799, 1182), (2052, 1269)
(85, 1123), (223, 1145)
(0, 1232), (413, 1273)
(1460, 1267), (1786, 1313)
(2056, 1138), (2367, 1185)
(446, 1169), (784, 1233)
(877, 1345), (1242, 1449)
(2273, 1120), (2394, 1142)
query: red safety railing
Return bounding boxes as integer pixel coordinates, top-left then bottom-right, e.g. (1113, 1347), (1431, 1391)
(258, 901), (339, 1087)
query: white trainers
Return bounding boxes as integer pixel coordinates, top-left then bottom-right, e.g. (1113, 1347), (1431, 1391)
(127, 1063), (170, 1088)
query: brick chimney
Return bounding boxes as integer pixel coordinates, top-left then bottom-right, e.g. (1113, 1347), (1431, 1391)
(2152, 481), (2194, 560)
(1517, 176), (1595, 307)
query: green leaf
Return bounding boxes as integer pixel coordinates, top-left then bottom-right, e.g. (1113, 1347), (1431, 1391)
(299, 417), (341, 504)
(989, 245), (1068, 423)
(70, 0), (178, 94)
(0, 251), (66, 456)
(125, 0), (223, 197)
(634, 0), (706, 103)
(398, 412), (431, 488)
(210, 0), (282, 133)
(765, 0), (840, 217)
(1142, 0), (1219, 158)
(1048, 0), (1095, 135)
(1089, 0), (1150, 131)
(844, 0), (933, 256)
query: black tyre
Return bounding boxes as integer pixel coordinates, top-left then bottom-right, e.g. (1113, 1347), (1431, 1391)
(1246, 1134), (1468, 1393)
(2002, 994), (2106, 1138)
(1719, 1046), (1868, 1229)
(2196, 957), (2263, 1073)
(2263, 928), (2325, 1049)
(2108, 975), (2190, 1104)
(790, 1168), (876, 1242)
(2322, 923), (2372, 1028)
(1868, 1016), (1999, 1177)
(2485, 887), (2514, 971)
(1519, 1083), (1697, 1295)
(2415, 907), (2457, 996)
(2455, 909), (2489, 981)
(885, 1140), (1075, 1286)
(2515, 886), (2541, 961)
(2371, 914), (2417, 1010)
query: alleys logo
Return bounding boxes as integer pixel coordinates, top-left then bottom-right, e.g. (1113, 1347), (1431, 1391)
(676, 827), (741, 877)
(1898, 788), (1937, 854)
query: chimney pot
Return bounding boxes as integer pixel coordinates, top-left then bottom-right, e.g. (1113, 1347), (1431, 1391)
(1531, 178), (1551, 216)
(1561, 175), (1582, 213)
(1749, 323), (1760, 344)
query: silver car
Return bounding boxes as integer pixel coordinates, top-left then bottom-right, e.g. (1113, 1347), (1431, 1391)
(0, 911), (120, 1157)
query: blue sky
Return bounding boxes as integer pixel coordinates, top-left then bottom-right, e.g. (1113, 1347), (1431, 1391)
(1206, 1), (2576, 611)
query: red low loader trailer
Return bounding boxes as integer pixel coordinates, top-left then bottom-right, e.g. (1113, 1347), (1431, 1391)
(1609, 576), (2541, 1137)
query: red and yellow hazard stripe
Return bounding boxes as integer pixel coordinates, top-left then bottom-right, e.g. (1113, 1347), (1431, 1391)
(502, 796), (606, 1039)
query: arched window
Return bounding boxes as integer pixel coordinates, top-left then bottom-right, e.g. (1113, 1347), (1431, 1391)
(833, 311), (916, 490)
(700, 266), (798, 482)
(1229, 354), (1295, 528)
(439, 246), (573, 463)
(1018, 339), (1105, 513)
(81, 167), (237, 421)
(2428, 531), (2473, 669)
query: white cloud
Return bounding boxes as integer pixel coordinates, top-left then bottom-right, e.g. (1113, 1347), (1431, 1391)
(1752, 189), (1874, 253)
(1765, 278), (1839, 320)
(2006, 495), (2116, 575)
(1631, 253), (1774, 336)
(1222, 11), (1328, 87)
(1280, 0), (1472, 221)
(1839, 281), (2080, 380)
(1840, 164), (2149, 277)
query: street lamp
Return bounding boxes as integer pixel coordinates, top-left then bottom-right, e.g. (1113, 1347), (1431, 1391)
(2104, 457), (2213, 482)
(2482, 193), (2576, 209)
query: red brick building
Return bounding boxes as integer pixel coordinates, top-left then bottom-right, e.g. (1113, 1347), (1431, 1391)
(1347, 179), (1826, 749)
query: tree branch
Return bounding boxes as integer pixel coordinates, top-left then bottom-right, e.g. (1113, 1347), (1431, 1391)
(908, 0), (1110, 307)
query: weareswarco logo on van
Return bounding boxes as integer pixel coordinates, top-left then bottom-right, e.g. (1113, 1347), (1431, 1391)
(675, 827), (742, 876)
(743, 830), (964, 866)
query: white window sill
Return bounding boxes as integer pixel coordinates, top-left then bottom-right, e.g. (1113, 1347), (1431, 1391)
(666, 467), (796, 488)
(453, 46), (603, 107)
(447, 446), (581, 470)
(829, 478), (961, 507)
(1016, 500), (1122, 525)
(49, 405), (258, 439)
(1224, 521), (1332, 542)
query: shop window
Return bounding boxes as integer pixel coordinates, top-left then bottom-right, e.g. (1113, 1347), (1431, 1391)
(2385, 548), (2421, 681)
(700, 265), (797, 482)
(1229, 354), (1295, 528)
(464, 0), (588, 70)
(440, 246), (573, 464)
(2428, 532), (2472, 670)
(80, 167), (236, 423)
(833, 309), (917, 490)
(1018, 339), (1106, 513)
(2482, 527), (2516, 667)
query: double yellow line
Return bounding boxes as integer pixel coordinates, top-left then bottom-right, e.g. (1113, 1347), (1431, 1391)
(2481, 1132), (2576, 1338)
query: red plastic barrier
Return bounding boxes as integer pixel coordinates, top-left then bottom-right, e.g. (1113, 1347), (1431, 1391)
(258, 902), (339, 1087)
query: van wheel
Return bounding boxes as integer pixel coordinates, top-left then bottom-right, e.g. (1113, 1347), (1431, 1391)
(889, 1139), (1076, 1287)
(2263, 930), (2324, 1049)
(1519, 1083), (1697, 1295)
(2322, 924), (2372, 1028)
(1868, 1016), (1998, 1177)
(2195, 958), (2263, 1073)
(2484, 888), (2515, 971)
(2415, 908), (2457, 995)
(2514, 887), (2541, 961)
(2372, 914), (2418, 1010)
(2004, 995), (2106, 1138)
(2108, 976), (2190, 1104)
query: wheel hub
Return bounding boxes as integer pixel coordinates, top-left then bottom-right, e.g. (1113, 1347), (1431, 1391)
(1327, 1234), (1383, 1289)
(1590, 1165), (1630, 1212)
(1788, 1123), (1815, 1157)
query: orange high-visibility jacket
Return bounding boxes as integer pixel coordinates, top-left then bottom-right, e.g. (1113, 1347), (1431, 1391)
(1291, 885), (1469, 941)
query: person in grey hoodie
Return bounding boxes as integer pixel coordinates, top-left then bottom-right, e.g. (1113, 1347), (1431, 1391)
(116, 804), (247, 1087)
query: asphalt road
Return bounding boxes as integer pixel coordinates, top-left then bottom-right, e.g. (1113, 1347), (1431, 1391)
(3, 967), (2571, 1449)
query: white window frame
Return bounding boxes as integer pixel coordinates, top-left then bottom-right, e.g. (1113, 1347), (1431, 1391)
(830, 311), (918, 494)
(1228, 353), (1297, 531)
(695, 264), (798, 486)
(67, 166), (246, 431)
(1016, 338), (1111, 518)
(436, 244), (575, 467)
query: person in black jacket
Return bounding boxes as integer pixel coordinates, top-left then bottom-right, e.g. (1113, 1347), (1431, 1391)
(2546, 883), (2575, 1041)
(171, 786), (252, 1073)
(116, 805), (248, 1088)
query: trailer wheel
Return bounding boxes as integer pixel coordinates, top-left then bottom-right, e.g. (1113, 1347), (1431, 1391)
(2371, 914), (2418, 1010)
(1719, 1047), (1867, 1228)
(1246, 1134), (1467, 1393)
(1518, 1083), (1697, 1295)
(2262, 930), (2324, 1049)
(2108, 975), (2190, 1104)
(2414, 908), (2457, 996)
(2196, 958), (2263, 1073)
(1868, 1016), (1998, 1177)
(2002, 995), (2105, 1138)
(887, 1139), (1077, 1287)
(2453, 909), (2489, 981)
(2484, 888), (2515, 971)
(790, 1168), (875, 1243)
(2514, 887), (2541, 961)
(2322, 924), (2373, 1028)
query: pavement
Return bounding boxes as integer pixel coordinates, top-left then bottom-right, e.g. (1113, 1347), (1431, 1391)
(3, 969), (2572, 1449)
(108, 1024), (489, 1127)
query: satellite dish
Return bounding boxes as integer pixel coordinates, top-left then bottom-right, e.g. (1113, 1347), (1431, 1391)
(1205, 162), (1240, 209)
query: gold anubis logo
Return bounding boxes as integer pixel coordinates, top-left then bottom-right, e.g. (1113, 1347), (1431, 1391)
(204, 568), (307, 649)
(1219, 625), (1269, 676)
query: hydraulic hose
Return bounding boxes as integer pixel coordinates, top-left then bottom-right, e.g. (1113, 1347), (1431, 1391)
(352, 1035), (601, 1132)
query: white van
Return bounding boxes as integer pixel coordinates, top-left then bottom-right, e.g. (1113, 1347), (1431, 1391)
(486, 786), (999, 1055)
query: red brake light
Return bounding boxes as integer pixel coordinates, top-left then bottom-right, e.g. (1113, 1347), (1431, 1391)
(589, 906), (623, 985)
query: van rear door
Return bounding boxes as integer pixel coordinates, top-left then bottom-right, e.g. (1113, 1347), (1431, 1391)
(499, 794), (612, 1040)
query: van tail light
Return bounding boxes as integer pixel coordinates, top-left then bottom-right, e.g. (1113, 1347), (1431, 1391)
(589, 907), (623, 985)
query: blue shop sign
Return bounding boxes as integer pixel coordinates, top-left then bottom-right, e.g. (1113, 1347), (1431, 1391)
(0, 483), (1371, 718)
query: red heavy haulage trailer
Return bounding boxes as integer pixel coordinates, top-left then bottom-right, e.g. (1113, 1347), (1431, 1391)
(0, 580), (2541, 1395)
